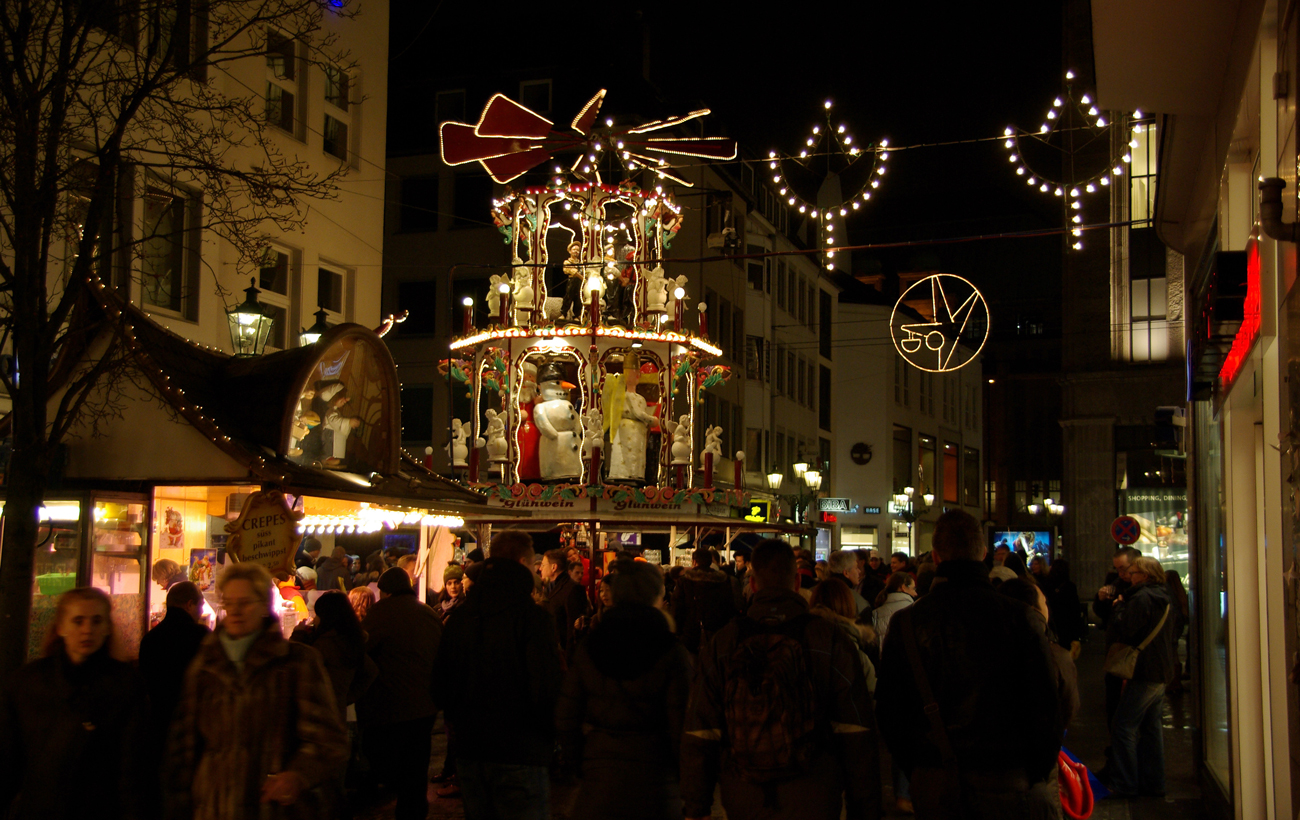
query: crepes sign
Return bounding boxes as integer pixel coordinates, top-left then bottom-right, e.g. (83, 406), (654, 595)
(225, 491), (302, 572)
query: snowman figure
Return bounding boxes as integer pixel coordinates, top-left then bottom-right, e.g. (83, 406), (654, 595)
(533, 362), (583, 480)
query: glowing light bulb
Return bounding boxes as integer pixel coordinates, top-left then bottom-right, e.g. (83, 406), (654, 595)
(1113, 165), (1123, 174)
(1004, 126), (1014, 136)
(839, 208), (847, 216)
(800, 150), (808, 158)
(1047, 110), (1057, 119)
(811, 210), (818, 218)
(1054, 188), (1063, 196)
(779, 187), (788, 195)
(1053, 97), (1063, 107)
(1134, 109), (1144, 119)
(1070, 188), (1080, 197)
(1009, 154), (1018, 162)
(864, 192), (872, 199)
(880, 138), (889, 147)
(1122, 153), (1132, 162)
(1100, 176), (1110, 185)
(871, 180), (879, 188)
(880, 152), (889, 160)
(1016, 167), (1025, 175)
(824, 99), (833, 109)
(1072, 229), (1082, 236)
(788, 197), (795, 205)
(1096, 117), (1107, 126)
(769, 161), (778, 169)
(769, 150), (777, 158)
(1066, 70), (1075, 79)
(1130, 139), (1139, 148)
(1086, 183), (1095, 192)
(798, 205), (806, 213)
(813, 125), (820, 134)
(1072, 215), (1082, 224)
(773, 175), (780, 183)
(1081, 94), (1091, 104)
(1040, 184), (1048, 192)
(877, 166), (886, 175)
(1040, 124), (1049, 133)
(844, 135), (852, 144)
(837, 124), (846, 133)
(1004, 138), (1014, 148)
(1071, 201), (1081, 209)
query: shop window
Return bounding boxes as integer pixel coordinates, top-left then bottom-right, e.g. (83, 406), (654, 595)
(964, 448), (980, 507)
(91, 499), (148, 657)
(943, 441), (959, 503)
(29, 501), (84, 659)
(919, 435), (936, 496)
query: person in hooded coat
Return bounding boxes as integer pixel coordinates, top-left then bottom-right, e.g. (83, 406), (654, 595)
(556, 562), (692, 820)
(670, 546), (738, 655)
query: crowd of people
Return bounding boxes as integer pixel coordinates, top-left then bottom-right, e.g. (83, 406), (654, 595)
(0, 513), (1187, 820)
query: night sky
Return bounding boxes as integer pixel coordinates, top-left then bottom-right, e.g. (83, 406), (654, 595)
(390, 0), (1076, 335)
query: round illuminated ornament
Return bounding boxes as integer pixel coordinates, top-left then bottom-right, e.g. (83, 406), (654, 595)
(890, 274), (989, 373)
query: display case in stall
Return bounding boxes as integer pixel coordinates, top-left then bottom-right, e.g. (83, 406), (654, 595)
(24, 493), (150, 659)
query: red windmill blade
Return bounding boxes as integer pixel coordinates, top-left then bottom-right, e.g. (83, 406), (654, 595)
(439, 90), (736, 185)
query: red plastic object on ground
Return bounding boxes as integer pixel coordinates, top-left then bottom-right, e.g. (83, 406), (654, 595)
(1058, 750), (1094, 819)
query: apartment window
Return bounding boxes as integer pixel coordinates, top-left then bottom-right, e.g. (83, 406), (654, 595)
(745, 336), (765, 381)
(400, 385), (435, 442)
(747, 261), (764, 291)
(818, 365), (830, 429)
(435, 90), (465, 126)
(797, 278), (807, 326)
(519, 79), (552, 113)
(919, 436), (936, 494)
(787, 351), (795, 397)
(317, 264), (349, 321)
(1131, 276), (1169, 362)
(786, 269), (797, 316)
(918, 372), (932, 415)
(797, 358), (807, 405)
(942, 378), (956, 424)
(397, 280), (439, 335)
(733, 307), (745, 364)
(399, 176), (439, 233)
(718, 298), (732, 358)
(1129, 121), (1158, 226)
(776, 262), (787, 310)
(322, 64), (350, 161)
(894, 358), (903, 404)
(776, 343), (786, 394)
(892, 425), (912, 491)
(258, 247), (296, 350)
(140, 182), (199, 320)
(963, 448), (980, 507)
(265, 30), (298, 134)
(453, 172), (493, 228)
(149, 0), (207, 78)
(943, 441), (959, 503)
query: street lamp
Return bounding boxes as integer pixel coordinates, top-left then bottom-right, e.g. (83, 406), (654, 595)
(299, 307), (331, 346)
(893, 485), (933, 554)
(227, 278), (275, 357)
(766, 468), (784, 491)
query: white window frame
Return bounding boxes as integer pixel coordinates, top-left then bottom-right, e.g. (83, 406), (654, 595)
(265, 28), (301, 138)
(139, 175), (201, 322)
(322, 62), (352, 164)
(258, 244), (300, 351)
(316, 261), (352, 325)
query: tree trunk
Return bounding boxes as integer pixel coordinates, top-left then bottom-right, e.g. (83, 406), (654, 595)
(0, 448), (50, 677)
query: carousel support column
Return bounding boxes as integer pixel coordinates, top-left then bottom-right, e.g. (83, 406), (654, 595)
(704, 452), (714, 489)
(424, 446), (434, 471)
(531, 263), (541, 329)
(734, 451), (744, 490)
(497, 283), (510, 327)
(470, 351), (481, 484)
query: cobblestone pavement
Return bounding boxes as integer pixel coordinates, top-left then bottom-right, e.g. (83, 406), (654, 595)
(352, 625), (1216, 819)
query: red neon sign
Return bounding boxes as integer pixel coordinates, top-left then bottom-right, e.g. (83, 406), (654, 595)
(1219, 237), (1261, 386)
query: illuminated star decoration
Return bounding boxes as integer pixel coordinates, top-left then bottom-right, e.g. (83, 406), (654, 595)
(439, 89), (737, 187)
(768, 99), (889, 270)
(1004, 70), (1149, 251)
(890, 273), (989, 373)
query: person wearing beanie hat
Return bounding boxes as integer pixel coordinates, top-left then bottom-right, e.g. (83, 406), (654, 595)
(435, 564), (466, 623)
(359, 565), (442, 820)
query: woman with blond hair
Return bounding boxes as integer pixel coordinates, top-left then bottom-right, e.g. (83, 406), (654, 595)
(1103, 554), (1177, 799)
(166, 562), (348, 819)
(808, 577), (877, 692)
(0, 587), (148, 819)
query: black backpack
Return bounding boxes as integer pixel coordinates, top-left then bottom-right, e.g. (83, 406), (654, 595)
(722, 613), (820, 783)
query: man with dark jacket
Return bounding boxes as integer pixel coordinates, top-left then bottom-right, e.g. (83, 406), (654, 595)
(541, 548), (589, 655)
(1094, 545), (1140, 725)
(671, 547), (740, 655)
(434, 529), (564, 820)
(360, 567), (443, 820)
(876, 510), (1062, 819)
(138, 582), (209, 773)
(295, 535), (322, 569)
(315, 546), (350, 592)
(681, 538), (880, 820)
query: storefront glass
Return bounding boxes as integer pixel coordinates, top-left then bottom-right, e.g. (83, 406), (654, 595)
(1120, 488), (1189, 581)
(29, 501), (82, 659)
(1195, 400), (1230, 793)
(90, 498), (148, 656)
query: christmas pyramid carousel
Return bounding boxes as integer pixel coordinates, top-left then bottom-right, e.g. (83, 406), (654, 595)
(437, 91), (782, 544)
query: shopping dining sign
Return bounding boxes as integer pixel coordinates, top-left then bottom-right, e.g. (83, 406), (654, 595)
(225, 490), (303, 572)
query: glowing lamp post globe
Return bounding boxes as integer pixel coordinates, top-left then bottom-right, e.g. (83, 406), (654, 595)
(893, 485), (934, 554)
(299, 308), (331, 346)
(227, 278), (275, 357)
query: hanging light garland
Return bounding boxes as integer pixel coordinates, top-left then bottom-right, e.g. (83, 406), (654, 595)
(1004, 70), (1146, 251)
(768, 99), (889, 270)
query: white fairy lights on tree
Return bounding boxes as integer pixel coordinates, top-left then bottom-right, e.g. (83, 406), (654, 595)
(1004, 70), (1147, 251)
(767, 99), (889, 270)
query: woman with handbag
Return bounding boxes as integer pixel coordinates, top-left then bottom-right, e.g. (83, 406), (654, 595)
(1101, 556), (1177, 799)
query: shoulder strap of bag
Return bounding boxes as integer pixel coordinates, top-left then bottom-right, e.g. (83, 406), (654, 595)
(899, 613), (956, 767)
(1137, 604), (1172, 651)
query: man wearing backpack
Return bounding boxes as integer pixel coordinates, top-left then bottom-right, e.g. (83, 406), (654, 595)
(671, 546), (740, 655)
(681, 538), (881, 820)
(876, 510), (1062, 819)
